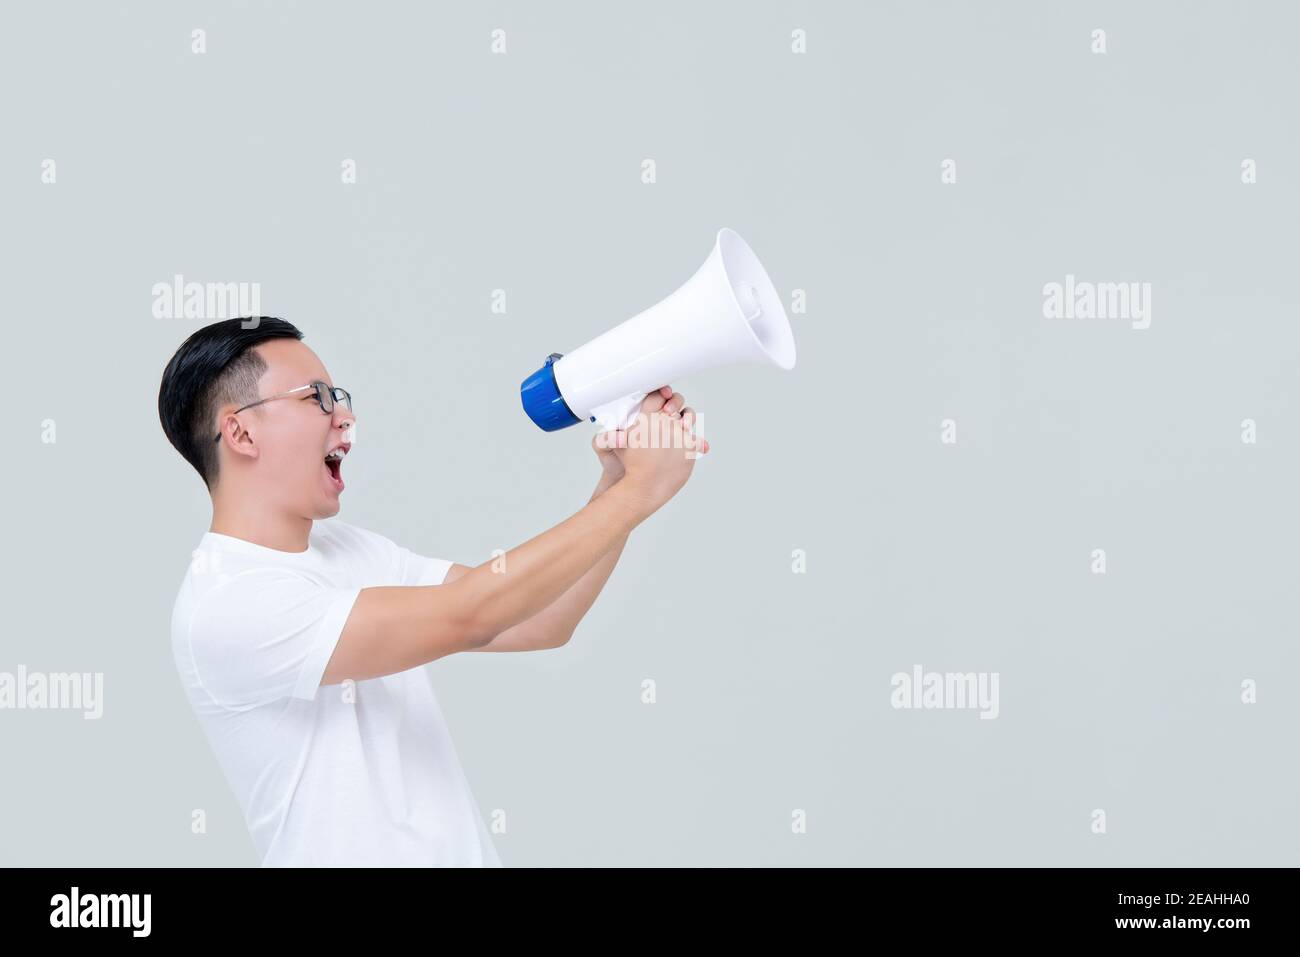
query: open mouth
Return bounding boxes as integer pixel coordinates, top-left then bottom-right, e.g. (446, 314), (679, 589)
(324, 445), (348, 492)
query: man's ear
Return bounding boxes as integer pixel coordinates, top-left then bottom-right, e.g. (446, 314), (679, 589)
(218, 418), (260, 461)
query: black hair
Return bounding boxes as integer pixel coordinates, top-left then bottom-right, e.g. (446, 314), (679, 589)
(158, 317), (305, 490)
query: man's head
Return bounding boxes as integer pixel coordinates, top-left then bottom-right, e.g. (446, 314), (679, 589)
(158, 317), (357, 519)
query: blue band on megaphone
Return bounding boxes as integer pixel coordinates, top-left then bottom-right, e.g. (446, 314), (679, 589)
(520, 353), (581, 431)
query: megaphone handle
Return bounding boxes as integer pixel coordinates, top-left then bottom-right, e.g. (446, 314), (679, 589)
(588, 391), (648, 432)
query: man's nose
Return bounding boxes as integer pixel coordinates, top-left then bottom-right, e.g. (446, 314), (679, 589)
(333, 404), (356, 435)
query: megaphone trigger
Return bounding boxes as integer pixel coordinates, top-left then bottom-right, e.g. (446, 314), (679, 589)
(589, 391), (648, 433)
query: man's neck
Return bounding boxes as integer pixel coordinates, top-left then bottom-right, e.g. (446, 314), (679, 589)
(209, 489), (313, 553)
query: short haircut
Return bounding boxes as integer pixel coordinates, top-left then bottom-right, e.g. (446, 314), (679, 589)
(158, 317), (305, 490)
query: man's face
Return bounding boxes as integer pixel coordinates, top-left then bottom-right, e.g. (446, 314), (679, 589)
(221, 339), (356, 519)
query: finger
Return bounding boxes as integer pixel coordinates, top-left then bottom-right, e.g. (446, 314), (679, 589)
(640, 390), (667, 414)
(679, 408), (705, 455)
(593, 430), (624, 451)
(663, 392), (685, 416)
(659, 385), (673, 398)
(684, 431), (709, 457)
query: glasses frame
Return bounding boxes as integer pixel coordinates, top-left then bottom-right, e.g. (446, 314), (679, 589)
(212, 381), (352, 443)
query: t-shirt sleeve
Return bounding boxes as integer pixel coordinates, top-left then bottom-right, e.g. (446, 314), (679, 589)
(327, 519), (455, 588)
(187, 570), (362, 708)
(394, 545), (455, 587)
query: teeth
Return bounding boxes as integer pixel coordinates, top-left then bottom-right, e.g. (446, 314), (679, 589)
(325, 448), (346, 461)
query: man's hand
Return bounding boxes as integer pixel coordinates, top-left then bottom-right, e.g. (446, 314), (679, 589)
(591, 385), (711, 482)
(591, 383), (709, 511)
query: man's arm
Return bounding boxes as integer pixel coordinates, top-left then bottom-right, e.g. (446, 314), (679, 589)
(320, 384), (700, 685)
(461, 468), (630, 652)
(320, 479), (653, 685)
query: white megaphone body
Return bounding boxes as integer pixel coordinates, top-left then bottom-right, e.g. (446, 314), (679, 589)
(520, 228), (796, 432)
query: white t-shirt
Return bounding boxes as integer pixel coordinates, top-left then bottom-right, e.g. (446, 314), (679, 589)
(169, 517), (501, 867)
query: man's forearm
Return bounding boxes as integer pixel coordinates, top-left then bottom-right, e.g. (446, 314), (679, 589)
(516, 474), (632, 644)
(452, 476), (650, 641)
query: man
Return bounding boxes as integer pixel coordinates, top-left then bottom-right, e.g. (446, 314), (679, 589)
(158, 316), (707, 866)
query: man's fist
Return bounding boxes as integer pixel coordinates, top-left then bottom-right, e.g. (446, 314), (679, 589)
(592, 385), (708, 510)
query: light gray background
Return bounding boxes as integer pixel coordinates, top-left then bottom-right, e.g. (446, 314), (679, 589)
(2, 0), (1296, 866)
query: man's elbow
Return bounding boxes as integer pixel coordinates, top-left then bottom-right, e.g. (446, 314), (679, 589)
(459, 609), (501, 650)
(442, 577), (572, 652)
(444, 581), (500, 650)
(548, 625), (576, 649)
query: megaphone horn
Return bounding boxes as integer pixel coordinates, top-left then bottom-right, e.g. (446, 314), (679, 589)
(520, 228), (797, 433)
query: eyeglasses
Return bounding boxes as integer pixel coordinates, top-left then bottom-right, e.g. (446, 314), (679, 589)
(213, 381), (353, 443)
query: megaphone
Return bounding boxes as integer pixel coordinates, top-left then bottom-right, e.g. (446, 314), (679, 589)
(520, 227), (796, 432)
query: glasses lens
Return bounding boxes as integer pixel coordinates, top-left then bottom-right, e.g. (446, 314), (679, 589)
(314, 382), (334, 414)
(336, 388), (352, 412)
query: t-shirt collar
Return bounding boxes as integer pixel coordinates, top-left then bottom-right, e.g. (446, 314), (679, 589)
(200, 529), (319, 560)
